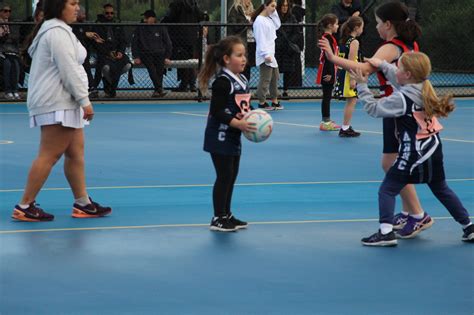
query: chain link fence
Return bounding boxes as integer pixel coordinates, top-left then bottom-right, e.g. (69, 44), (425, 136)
(1, 8), (473, 102)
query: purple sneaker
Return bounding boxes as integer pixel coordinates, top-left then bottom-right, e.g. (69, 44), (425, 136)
(397, 213), (434, 239)
(393, 212), (409, 230)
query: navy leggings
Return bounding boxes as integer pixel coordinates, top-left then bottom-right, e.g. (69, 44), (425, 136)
(210, 153), (240, 217)
(378, 177), (471, 225)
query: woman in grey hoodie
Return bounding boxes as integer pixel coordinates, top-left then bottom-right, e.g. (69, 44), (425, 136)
(12, 0), (111, 222)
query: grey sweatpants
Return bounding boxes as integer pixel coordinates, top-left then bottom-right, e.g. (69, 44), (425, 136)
(256, 64), (279, 103)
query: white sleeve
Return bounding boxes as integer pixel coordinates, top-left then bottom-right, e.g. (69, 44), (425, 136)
(254, 19), (272, 58)
(48, 28), (90, 107)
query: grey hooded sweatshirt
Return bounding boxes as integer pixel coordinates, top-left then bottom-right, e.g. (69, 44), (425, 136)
(27, 18), (90, 116)
(357, 61), (423, 118)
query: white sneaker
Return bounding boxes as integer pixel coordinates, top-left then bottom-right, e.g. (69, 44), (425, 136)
(13, 92), (20, 100)
(5, 93), (14, 100)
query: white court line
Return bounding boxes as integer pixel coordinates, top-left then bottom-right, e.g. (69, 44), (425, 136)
(171, 112), (474, 143)
(1, 216), (472, 235)
(1, 178), (472, 193)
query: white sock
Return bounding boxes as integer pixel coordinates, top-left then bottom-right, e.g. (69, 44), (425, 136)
(342, 125), (350, 131)
(75, 196), (91, 207)
(410, 212), (425, 220)
(463, 222), (472, 229)
(19, 203), (30, 209)
(401, 211), (409, 216)
(380, 223), (393, 235)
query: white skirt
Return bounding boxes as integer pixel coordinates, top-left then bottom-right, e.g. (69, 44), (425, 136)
(30, 108), (89, 129)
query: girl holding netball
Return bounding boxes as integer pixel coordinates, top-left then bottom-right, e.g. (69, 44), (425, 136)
(319, 1), (430, 239)
(352, 52), (474, 246)
(198, 36), (256, 232)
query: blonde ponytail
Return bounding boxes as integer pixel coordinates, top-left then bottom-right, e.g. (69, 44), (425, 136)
(400, 52), (455, 118)
(421, 80), (455, 118)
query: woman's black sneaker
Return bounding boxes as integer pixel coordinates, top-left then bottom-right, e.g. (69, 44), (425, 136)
(228, 214), (248, 229)
(258, 102), (274, 111)
(272, 102), (284, 110)
(12, 202), (54, 222)
(339, 126), (361, 137)
(462, 224), (474, 242)
(210, 216), (238, 232)
(72, 198), (112, 218)
(361, 230), (398, 247)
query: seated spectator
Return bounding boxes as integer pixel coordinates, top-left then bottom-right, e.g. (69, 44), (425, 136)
(162, 0), (205, 92)
(0, 3), (21, 100)
(132, 10), (172, 98)
(91, 3), (131, 98)
(73, 6), (104, 95)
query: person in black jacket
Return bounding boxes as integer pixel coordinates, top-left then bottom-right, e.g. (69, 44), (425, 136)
(161, 0), (205, 92)
(331, 0), (361, 25)
(72, 6), (102, 94)
(132, 10), (172, 98)
(290, 0), (305, 23)
(91, 3), (131, 98)
(0, 4), (21, 100)
(275, 0), (303, 97)
(227, 0), (255, 81)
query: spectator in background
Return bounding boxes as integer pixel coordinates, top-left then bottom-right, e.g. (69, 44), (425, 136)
(290, 0), (305, 23)
(91, 3), (131, 98)
(0, 3), (21, 100)
(19, 1), (44, 87)
(162, 0), (205, 92)
(73, 6), (103, 95)
(20, 2), (44, 45)
(275, 0), (303, 98)
(331, 0), (361, 25)
(132, 10), (172, 98)
(227, 0), (255, 81)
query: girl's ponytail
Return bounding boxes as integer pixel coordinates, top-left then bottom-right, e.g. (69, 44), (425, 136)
(421, 80), (455, 118)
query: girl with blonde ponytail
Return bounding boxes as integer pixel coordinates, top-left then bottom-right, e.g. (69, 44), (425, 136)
(349, 52), (473, 246)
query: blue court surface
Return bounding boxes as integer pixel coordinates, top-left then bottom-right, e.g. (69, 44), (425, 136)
(0, 99), (473, 314)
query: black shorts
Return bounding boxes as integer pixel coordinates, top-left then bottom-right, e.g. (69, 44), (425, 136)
(382, 118), (399, 154)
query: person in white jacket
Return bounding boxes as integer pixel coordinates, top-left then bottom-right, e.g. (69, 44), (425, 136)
(252, 0), (283, 110)
(12, 0), (111, 222)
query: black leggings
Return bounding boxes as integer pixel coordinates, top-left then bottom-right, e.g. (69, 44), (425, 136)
(210, 153), (240, 217)
(321, 83), (334, 121)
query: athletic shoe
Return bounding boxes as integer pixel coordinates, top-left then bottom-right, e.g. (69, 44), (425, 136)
(272, 102), (284, 110)
(396, 213), (434, 239)
(361, 230), (398, 247)
(319, 120), (340, 131)
(152, 90), (168, 98)
(12, 202), (54, 222)
(258, 102), (274, 111)
(13, 92), (21, 100)
(228, 214), (248, 229)
(72, 198), (112, 218)
(339, 126), (361, 137)
(210, 216), (238, 232)
(462, 224), (474, 242)
(392, 212), (409, 230)
(5, 92), (14, 100)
